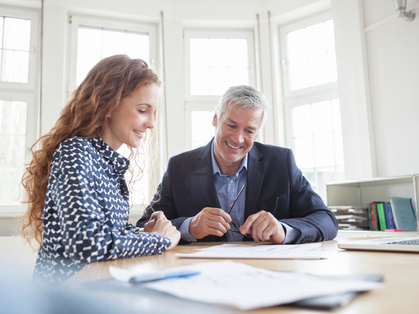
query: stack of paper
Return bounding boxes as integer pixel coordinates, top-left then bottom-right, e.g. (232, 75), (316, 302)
(109, 261), (380, 310)
(175, 243), (322, 259)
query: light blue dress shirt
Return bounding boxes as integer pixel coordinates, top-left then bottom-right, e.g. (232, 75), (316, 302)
(179, 143), (299, 243)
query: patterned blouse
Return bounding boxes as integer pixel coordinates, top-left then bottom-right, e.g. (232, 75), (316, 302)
(33, 137), (170, 285)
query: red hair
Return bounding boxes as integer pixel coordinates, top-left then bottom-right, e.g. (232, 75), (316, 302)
(20, 55), (159, 249)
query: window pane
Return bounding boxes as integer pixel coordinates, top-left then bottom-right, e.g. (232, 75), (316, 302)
(0, 135), (26, 169)
(294, 136), (314, 168)
(78, 27), (102, 57)
(316, 166), (336, 199)
(191, 111), (215, 142)
(76, 26), (149, 87)
(289, 59), (309, 90)
(209, 38), (228, 67)
(229, 67), (249, 87)
(190, 38), (209, 67)
(0, 100), (27, 134)
(102, 29), (126, 58)
(313, 133), (335, 167)
(228, 39), (248, 67)
(306, 23), (326, 56)
(2, 50), (29, 83)
(336, 166), (345, 181)
(292, 99), (345, 195)
(190, 67), (210, 95)
(312, 101), (332, 135)
(292, 104), (312, 137)
(76, 56), (101, 86)
(189, 36), (249, 96)
(210, 67), (229, 95)
(287, 19), (337, 91)
(126, 33), (149, 60)
(308, 54), (328, 87)
(287, 29), (306, 60)
(0, 170), (23, 204)
(4, 17), (31, 51)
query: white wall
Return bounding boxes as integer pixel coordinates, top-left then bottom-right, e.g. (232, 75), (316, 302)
(363, 0), (419, 177)
(1, 0), (419, 181)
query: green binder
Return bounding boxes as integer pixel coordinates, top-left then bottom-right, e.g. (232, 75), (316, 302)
(376, 203), (387, 231)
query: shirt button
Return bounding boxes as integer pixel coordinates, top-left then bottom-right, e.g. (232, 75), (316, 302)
(230, 180), (233, 183)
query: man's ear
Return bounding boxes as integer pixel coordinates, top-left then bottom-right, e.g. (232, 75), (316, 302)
(212, 113), (218, 127)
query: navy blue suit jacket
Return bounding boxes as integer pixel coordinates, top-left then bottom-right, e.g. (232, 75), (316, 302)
(137, 140), (338, 243)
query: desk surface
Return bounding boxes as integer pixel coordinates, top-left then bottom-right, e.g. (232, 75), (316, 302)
(62, 236), (419, 314)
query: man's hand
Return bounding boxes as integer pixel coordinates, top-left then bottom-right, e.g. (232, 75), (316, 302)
(240, 210), (285, 243)
(189, 207), (231, 239)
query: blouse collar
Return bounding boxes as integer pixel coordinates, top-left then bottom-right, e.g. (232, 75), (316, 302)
(88, 137), (130, 177)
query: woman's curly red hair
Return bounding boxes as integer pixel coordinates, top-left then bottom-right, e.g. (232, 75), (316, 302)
(20, 55), (160, 249)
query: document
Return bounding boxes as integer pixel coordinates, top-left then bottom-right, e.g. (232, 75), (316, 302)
(175, 243), (322, 259)
(109, 261), (380, 310)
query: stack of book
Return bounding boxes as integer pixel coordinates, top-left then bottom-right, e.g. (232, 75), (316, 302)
(368, 197), (417, 231)
(328, 206), (369, 230)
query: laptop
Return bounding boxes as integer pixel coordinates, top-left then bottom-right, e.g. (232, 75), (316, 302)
(338, 236), (419, 253)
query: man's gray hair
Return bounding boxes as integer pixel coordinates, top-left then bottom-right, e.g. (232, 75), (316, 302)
(215, 85), (268, 130)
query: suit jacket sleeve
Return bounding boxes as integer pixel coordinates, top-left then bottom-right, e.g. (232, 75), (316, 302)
(276, 149), (338, 243)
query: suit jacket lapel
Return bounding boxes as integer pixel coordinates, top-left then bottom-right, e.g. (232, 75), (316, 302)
(245, 144), (265, 220)
(195, 139), (220, 208)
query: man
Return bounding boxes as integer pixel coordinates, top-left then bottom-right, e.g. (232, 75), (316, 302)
(137, 85), (338, 244)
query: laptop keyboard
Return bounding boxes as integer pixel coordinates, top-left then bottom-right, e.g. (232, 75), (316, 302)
(385, 239), (419, 245)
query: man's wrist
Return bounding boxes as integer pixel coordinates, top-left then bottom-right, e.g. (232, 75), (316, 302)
(179, 217), (197, 242)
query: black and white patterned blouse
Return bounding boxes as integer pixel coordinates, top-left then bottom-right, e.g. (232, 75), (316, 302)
(33, 137), (170, 285)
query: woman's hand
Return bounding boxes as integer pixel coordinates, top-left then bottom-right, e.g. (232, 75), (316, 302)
(145, 211), (180, 250)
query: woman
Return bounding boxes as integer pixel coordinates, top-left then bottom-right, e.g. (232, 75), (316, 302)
(20, 55), (180, 285)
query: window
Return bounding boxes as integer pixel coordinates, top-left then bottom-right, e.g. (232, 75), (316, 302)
(69, 16), (157, 211)
(0, 7), (39, 213)
(281, 13), (344, 199)
(184, 30), (255, 150)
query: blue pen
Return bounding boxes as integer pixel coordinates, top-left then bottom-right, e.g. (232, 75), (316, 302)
(129, 270), (201, 284)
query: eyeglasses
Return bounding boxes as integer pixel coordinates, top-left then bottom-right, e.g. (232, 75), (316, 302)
(227, 183), (253, 239)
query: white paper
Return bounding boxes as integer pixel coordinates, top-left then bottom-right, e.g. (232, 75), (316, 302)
(109, 261), (380, 310)
(175, 243), (322, 259)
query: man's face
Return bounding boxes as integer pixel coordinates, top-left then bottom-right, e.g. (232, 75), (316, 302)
(212, 103), (263, 174)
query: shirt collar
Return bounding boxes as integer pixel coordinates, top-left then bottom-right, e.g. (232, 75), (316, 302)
(211, 141), (248, 177)
(88, 137), (130, 177)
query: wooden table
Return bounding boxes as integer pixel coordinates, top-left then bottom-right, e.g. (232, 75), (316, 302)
(65, 236), (419, 314)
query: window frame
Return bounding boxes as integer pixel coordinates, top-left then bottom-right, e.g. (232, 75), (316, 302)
(0, 6), (39, 216)
(184, 29), (256, 150)
(280, 12), (344, 198)
(279, 12), (337, 100)
(0, 6), (39, 91)
(67, 15), (158, 94)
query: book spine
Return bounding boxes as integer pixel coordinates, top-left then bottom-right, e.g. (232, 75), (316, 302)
(367, 203), (373, 230)
(389, 197), (399, 229)
(376, 203), (387, 231)
(373, 203), (380, 230)
(384, 202), (395, 229)
(370, 202), (376, 230)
